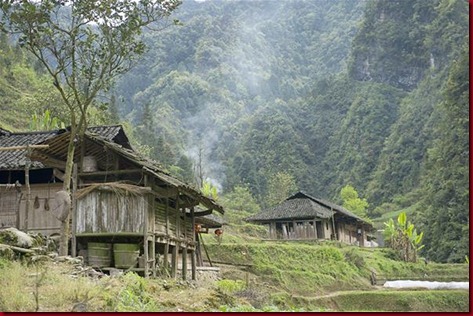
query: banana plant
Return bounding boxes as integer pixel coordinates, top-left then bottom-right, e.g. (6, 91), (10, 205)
(30, 109), (65, 131)
(383, 211), (425, 262)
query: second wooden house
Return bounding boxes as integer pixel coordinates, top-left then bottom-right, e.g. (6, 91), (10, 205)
(246, 191), (373, 246)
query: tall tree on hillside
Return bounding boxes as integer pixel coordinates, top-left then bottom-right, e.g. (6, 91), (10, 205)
(0, 0), (181, 255)
(266, 172), (298, 208)
(418, 41), (469, 263)
(340, 184), (369, 220)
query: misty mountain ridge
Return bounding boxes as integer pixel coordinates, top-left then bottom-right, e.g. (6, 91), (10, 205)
(0, 0), (468, 263)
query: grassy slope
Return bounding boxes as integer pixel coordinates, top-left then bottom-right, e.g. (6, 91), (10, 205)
(0, 239), (468, 312)
(306, 290), (469, 312)
(201, 233), (469, 311)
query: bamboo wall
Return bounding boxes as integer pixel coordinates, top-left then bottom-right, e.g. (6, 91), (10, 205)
(272, 219), (333, 240)
(0, 187), (18, 228)
(75, 190), (147, 234)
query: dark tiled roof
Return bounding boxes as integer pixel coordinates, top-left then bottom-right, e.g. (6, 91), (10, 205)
(88, 125), (132, 150)
(195, 213), (226, 228)
(0, 130), (61, 169)
(288, 191), (366, 222)
(0, 125), (130, 170)
(247, 191), (372, 227)
(30, 129), (224, 214)
(0, 128), (12, 136)
(246, 197), (334, 222)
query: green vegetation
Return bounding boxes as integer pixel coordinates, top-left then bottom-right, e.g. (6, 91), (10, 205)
(308, 290), (469, 312)
(384, 211), (425, 262)
(0, 0), (468, 263)
(0, 236), (469, 312)
(340, 185), (369, 220)
(203, 236), (468, 295)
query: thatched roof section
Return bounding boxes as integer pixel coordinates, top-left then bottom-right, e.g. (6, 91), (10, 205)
(247, 197), (334, 222)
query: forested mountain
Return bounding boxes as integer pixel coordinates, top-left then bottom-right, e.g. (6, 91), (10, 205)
(0, 0), (468, 263)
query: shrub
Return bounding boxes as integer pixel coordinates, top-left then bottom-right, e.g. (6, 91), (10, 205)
(215, 279), (246, 295)
(344, 248), (366, 270)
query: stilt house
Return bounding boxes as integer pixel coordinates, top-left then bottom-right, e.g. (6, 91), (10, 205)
(247, 191), (373, 246)
(0, 125), (224, 279)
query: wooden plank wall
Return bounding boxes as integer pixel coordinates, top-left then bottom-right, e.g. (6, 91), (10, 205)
(155, 203), (194, 244)
(0, 187), (19, 228)
(0, 183), (63, 235)
(76, 190), (146, 234)
(155, 203), (167, 234)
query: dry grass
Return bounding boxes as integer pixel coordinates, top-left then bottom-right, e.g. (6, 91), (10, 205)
(0, 258), (233, 312)
(0, 260), (108, 312)
(75, 182), (152, 200)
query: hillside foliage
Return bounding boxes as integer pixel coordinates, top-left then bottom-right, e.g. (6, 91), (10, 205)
(0, 0), (468, 263)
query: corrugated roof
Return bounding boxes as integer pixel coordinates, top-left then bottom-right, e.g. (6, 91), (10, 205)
(0, 125), (130, 170)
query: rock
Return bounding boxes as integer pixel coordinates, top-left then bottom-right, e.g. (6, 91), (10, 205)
(109, 268), (123, 277)
(0, 227), (34, 248)
(71, 302), (88, 312)
(31, 255), (53, 263)
(86, 268), (105, 278)
(0, 245), (14, 260)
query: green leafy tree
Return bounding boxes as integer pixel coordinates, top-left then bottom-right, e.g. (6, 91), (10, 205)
(201, 180), (218, 201)
(418, 40), (469, 263)
(0, 0), (181, 255)
(265, 172), (298, 207)
(220, 185), (266, 237)
(220, 185), (261, 225)
(221, 185), (261, 214)
(340, 185), (369, 220)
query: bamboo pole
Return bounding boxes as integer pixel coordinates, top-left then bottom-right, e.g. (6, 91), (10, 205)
(143, 175), (149, 278)
(0, 145), (49, 151)
(24, 146), (31, 232)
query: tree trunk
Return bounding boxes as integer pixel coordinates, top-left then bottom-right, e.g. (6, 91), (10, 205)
(58, 128), (77, 256)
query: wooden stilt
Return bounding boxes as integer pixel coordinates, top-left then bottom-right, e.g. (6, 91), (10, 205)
(144, 236), (149, 278)
(171, 245), (178, 278)
(195, 232), (202, 266)
(182, 247), (187, 280)
(191, 250), (196, 280)
(164, 242), (169, 272)
(151, 237), (156, 277)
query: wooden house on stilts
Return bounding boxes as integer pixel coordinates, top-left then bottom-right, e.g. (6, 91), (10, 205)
(247, 191), (373, 246)
(0, 125), (224, 279)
